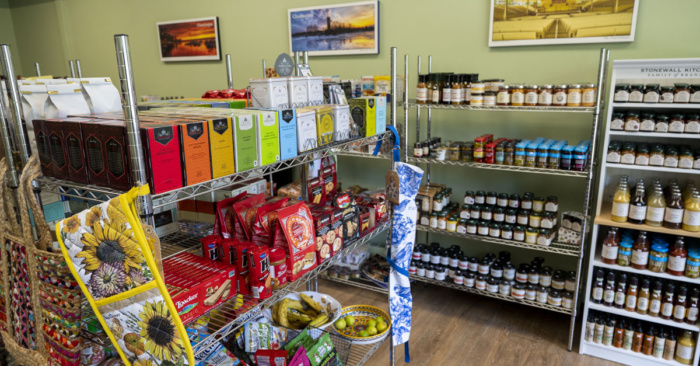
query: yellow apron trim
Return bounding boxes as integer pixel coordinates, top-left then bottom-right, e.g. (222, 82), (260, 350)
(120, 186), (195, 366)
(55, 221), (133, 366)
(94, 281), (157, 307)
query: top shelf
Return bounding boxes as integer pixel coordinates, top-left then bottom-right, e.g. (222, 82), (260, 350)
(404, 100), (596, 113)
(611, 103), (700, 110)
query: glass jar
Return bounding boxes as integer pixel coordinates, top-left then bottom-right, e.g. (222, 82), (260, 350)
(528, 268), (540, 285)
(486, 191), (498, 206)
(691, 84), (700, 103)
(648, 244), (669, 273)
(504, 142), (515, 165)
(562, 292), (574, 309)
(529, 212), (542, 228)
(433, 194), (444, 211)
(517, 210), (530, 226)
(537, 286), (549, 303)
(470, 94), (484, 106)
(538, 85), (553, 106)
(484, 93), (497, 106)
(470, 205), (481, 220)
(437, 212), (448, 230)
(525, 85), (539, 106)
(582, 83), (597, 107)
(685, 114), (700, 134)
(660, 86), (675, 103)
(429, 212), (439, 229)
(680, 148), (694, 169)
(497, 193), (509, 208)
(610, 112), (625, 131)
(435, 266), (447, 281)
(548, 290), (562, 307)
(650, 144), (665, 166)
(537, 229), (553, 246)
(614, 83), (630, 103)
(468, 257), (479, 273)
(567, 84), (582, 106)
(624, 111), (640, 132)
(460, 204), (471, 219)
(565, 272), (577, 292)
(664, 146), (679, 168)
(669, 113), (686, 133)
(540, 268), (552, 288)
(478, 220), (490, 236)
(475, 191), (486, 205)
(533, 197), (545, 212)
(466, 219), (478, 234)
(464, 272), (475, 288)
(525, 227), (538, 244)
(462, 142), (474, 162)
(508, 194), (520, 209)
(617, 240), (632, 266)
(456, 219), (468, 234)
(489, 223), (501, 238)
(545, 196), (559, 212)
(446, 215), (459, 232)
(501, 224), (513, 240)
(511, 85), (525, 106)
(448, 143), (461, 161)
(629, 84), (644, 103)
(493, 207), (505, 223)
(521, 194), (533, 210)
(636, 144), (650, 166)
(675, 83), (691, 103)
(553, 85), (568, 106)
(497, 85), (511, 106)
(464, 191), (475, 205)
(513, 225), (526, 242)
(685, 250), (700, 278)
(551, 274), (565, 291)
(499, 280), (511, 295)
(413, 141), (423, 158)
(526, 284), (537, 301)
(607, 141), (621, 163)
(621, 142), (636, 165)
(471, 81), (485, 95)
(511, 283), (526, 299)
(640, 112), (656, 132)
(655, 114), (670, 132)
(541, 212), (556, 229)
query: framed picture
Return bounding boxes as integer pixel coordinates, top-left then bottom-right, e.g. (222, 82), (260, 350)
(156, 17), (221, 61)
(489, 0), (639, 47)
(288, 1), (379, 56)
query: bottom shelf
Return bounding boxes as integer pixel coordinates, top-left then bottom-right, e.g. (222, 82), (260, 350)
(346, 335), (388, 366)
(319, 274), (389, 294)
(581, 340), (686, 366)
(409, 274), (573, 315)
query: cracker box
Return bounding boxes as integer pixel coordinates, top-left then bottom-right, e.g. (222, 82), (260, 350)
(331, 104), (351, 141)
(275, 108), (298, 160)
(207, 117), (236, 179)
(255, 110), (281, 166)
(61, 119), (88, 184)
(99, 121), (132, 191)
(349, 97), (376, 138)
(374, 96), (387, 135)
(43, 120), (69, 178)
(31, 119), (53, 177)
(177, 119), (212, 186)
(274, 202), (317, 281)
(296, 108), (318, 152)
(231, 112), (258, 172)
(80, 120), (109, 187)
(311, 210), (333, 264)
(235, 241), (252, 295)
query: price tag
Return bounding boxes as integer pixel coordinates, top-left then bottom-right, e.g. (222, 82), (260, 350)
(385, 170), (400, 205)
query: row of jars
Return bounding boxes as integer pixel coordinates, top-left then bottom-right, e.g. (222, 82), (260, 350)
(494, 84), (597, 107)
(419, 214), (557, 246)
(607, 141), (700, 170)
(464, 190), (558, 213)
(614, 83), (700, 104)
(611, 111), (700, 133)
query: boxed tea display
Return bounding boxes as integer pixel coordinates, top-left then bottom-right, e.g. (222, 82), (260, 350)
(141, 123), (184, 194)
(306, 76), (324, 105)
(31, 120), (52, 177)
(287, 77), (308, 108)
(207, 117), (236, 179)
(274, 202), (317, 281)
(296, 108), (318, 153)
(255, 110), (281, 166)
(311, 105), (334, 146)
(250, 78), (289, 109)
(98, 121), (132, 191)
(80, 120), (110, 187)
(331, 104), (351, 141)
(175, 119), (212, 186)
(43, 120), (69, 178)
(231, 111), (259, 172)
(276, 108), (298, 160)
(349, 97), (376, 137)
(374, 96), (387, 135)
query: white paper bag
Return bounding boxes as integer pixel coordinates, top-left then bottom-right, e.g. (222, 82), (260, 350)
(44, 84), (90, 119)
(69, 77), (121, 114)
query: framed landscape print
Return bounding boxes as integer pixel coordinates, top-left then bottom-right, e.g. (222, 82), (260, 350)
(157, 17), (221, 61)
(489, 0), (639, 47)
(288, 1), (379, 56)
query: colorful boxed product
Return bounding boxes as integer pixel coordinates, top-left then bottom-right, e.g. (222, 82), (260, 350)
(311, 105), (334, 146)
(331, 104), (351, 141)
(274, 202), (317, 281)
(207, 117), (236, 179)
(296, 108), (318, 152)
(248, 246), (271, 299)
(250, 78), (289, 109)
(141, 123), (184, 194)
(374, 96), (387, 135)
(275, 108), (298, 160)
(231, 112), (259, 172)
(175, 119), (212, 186)
(349, 97), (376, 137)
(255, 110), (281, 166)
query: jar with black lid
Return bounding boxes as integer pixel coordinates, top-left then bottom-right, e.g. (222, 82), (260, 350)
(475, 275), (487, 290)
(514, 225), (526, 242)
(486, 191), (498, 206)
(525, 284), (537, 301)
(497, 193), (508, 207)
(540, 268), (553, 287)
(614, 83), (630, 102)
(655, 114), (670, 132)
(430, 248), (441, 265)
(477, 258), (490, 275)
(629, 84), (644, 103)
(501, 224), (513, 240)
(511, 283), (526, 299)
(552, 274), (566, 290)
(660, 86), (675, 103)
(464, 272), (475, 287)
(508, 194), (520, 209)
(505, 208), (518, 224)
(528, 268), (540, 285)
(468, 257), (479, 273)
(691, 84), (700, 103)
(503, 262), (516, 281)
(435, 266), (447, 281)
(675, 83), (690, 103)
(548, 290), (562, 306)
(640, 112), (656, 132)
(644, 84), (660, 103)
(493, 207), (505, 223)
(515, 267), (528, 284)
(685, 113), (700, 134)
(517, 210), (530, 226)
(499, 280), (512, 295)
(440, 249), (450, 266)
(499, 251), (511, 262)
(490, 262), (503, 279)
(610, 112), (625, 131)
(565, 271), (577, 292)
(489, 222), (501, 238)
(536, 286), (548, 303)
(521, 193), (534, 210)
(425, 264), (435, 279)
(474, 191), (486, 205)
(416, 262), (426, 277)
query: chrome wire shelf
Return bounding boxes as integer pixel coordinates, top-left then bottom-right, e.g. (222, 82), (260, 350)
(80, 221), (391, 357)
(416, 225), (581, 256)
(410, 274), (573, 315)
(319, 275), (389, 294)
(336, 151), (391, 160)
(35, 132), (391, 209)
(347, 336), (388, 366)
(404, 100), (596, 113)
(407, 157), (589, 178)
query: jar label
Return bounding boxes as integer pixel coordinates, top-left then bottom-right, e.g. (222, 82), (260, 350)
(464, 278), (474, 287)
(545, 202), (558, 212)
(554, 91), (567, 105)
(464, 196), (475, 205)
(478, 227), (489, 236)
(514, 232), (525, 241)
(649, 154), (665, 166)
(624, 120), (639, 132)
(416, 88), (428, 101)
(431, 90), (440, 103)
(664, 157), (678, 168)
(629, 205), (647, 221)
(496, 91), (510, 104)
(614, 90), (629, 102)
(686, 121), (700, 133)
(631, 250), (649, 266)
(420, 217), (430, 226)
(655, 122), (668, 132)
(629, 90), (643, 103)
(684, 210), (700, 226)
(457, 226), (467, 234)
(668, 255), (687, 272)
(621, 152), (636, 164)
(438, 220), (447, 230)
(451, 88), (463, 103)
(677, 344), (694, 361)
(538, 91), (553, 105)
(525, 92), (538, 105)
(460, 211), (470, 219)
(680, 157), (694, 169)
(607, 151), (621, 163)
(669, 121), (685, 133)
(643, 92), (659, 103)
(610, 118), (624, 130)
(646, 206), (665, 222)
(675, 91), (690, 103)
(582, 90), (596, 104)
(661, 92), (674, 103)
(695, 158), (700, 170)
(637, 297), (649, 311)
(511, 92), (524, 104)
(446, 222), (457, 232)
(691, 91), (700, 103)
(497, 198), (508, 207)
(602, 245), (619, 260)
(640, 119), (655, 131)
(664, 207), (684, 223)
(661, 303), (674, 317)
(430, 217), (438, 228)
(501, 231), (513, 240)
(612, 202), (630, 218)
(688, 307), (698, 321)
(635, 155), (650, 166)
(626, 295), (637, 310)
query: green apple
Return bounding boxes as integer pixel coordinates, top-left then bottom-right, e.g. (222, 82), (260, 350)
(344, 315), (356, 326)
(334, 319), (346, 330)
(376, 322), (388, 332)
(367, 319), (377, 328)
(375, 316), (386, 324)
(358, 330), (369, 337)
(367, 326), (378, 336)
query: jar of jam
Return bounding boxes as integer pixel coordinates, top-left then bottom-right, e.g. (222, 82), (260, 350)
(468, 257), (479, 273)
(525, 284), (537, 301)
(437, 212), (448, 230)
(582, 83), (597, 107)
(551, 274), (565, 290)
(490, 79), (505, 92)
(548, 290), (562, 307)
(517, 210), (530, 226)
(501, 224), (513, 240)
(486, 191), (498, 206)
(553, 85), (568, 106)
(513, 225), (526, 241)
(614, 83), (630, 103)
(545, 196), (558, 212)
(493, 207), (505, 223)
(446, 215), (459, 232)
(504, 209), (517, 224)
(648, 244), (669, 273)
(456, 219), (468, 234)
(679, 148), (693, 169)
(675, 83), (690, 103)
(511, 85), (525, 106)
(539, 268), (552, 288)
(629, 84), (644, 103)
(521, 194), (533, 210)
(536, 287), (549, 303)
(669, 113), (685, 133)
(464, 272), (475, 287)
(529, 212), (542, 228)
(541, 212), (556, 229)
(664, 146), (679, 168)
(644, 84), (660, 103)
(655, 114), (670, 132)
(464, 191), (475, 205)
(515, 267), (528, 283)
(562, 292), (574, 309)
(565, 272), (577, 292)
(499, 280), (511, 295)
(640, 112), (656, 132)
(482, 206), (493, 221)
(484, 93), (497, 106)
(635, 144), (650, 166)
(538, 85), (553, 106)
(620, 142), (636, 165)
(508, 194), (520, 209)
(489, 223), (501, 238)
(524, 85), (539, 106)
(533, 197), (545, 212)
(567, 84), (582, 106)
(504, 142), (515, 165)
(497, 193), (508, 208)
(413, 141), (424, 158)
(649, 144), (665, 166)
(478, 220), (490, 236)
(610, 112), (625, 131)
(624, 111), (640, 132)
(525, 227), (538, 244)
(470, 94), (484, 106)
(660, 86), (674, 103)
(429, 212), (439, 229)
(496, 85), (511, 106)
(607, 141), (621, 163)
(685, 114), (700, 134)
(460, 204), (471, 219)
(691, 84), (700, 103)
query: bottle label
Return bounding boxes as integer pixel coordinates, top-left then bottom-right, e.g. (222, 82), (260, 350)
(593, 287), (603, 300)
(431, 90), (440, 103)
(511, 92), (524, 104)
(582, 90), (596, 104)
(629, 205), (647, 221)
(674, 304), (687, 320)
(653, 339), (665, 358)
(662, 302), (674, 317)
(442, 88), (451, 103)
(677, 343), (694, 360)
(637, 297), (649, 311)
(601, 246), (619, 260)
(664, 207), (684, 224)
(668, 255), (687, 272)
(646, 206), (665, 222)
(604, 290), (615, 304)
(640, 119), (656, 131)
(626, 295), (637, 310)
(683, 210), (700, 226)
(688, 307), (698, 321)
(650, 299), (661, 314)
(610, 117), (625, 130)
(612, 201), (630, 218)
(416, 88), (428, 101)
(631, 250), (649, 266)
(614, 292), (626, 306)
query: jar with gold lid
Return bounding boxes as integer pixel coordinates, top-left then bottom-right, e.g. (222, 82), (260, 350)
(511, 85), (525, 106)
(567, 84), (582, 107)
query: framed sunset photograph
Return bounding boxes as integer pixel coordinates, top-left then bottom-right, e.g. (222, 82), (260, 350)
(288, 1), (379, 56)
(157, 16), (221, 61)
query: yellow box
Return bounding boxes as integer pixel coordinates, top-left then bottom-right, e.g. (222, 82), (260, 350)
(207, 117), (236, 178)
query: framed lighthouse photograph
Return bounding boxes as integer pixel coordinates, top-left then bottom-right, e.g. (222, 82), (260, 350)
(287, 1), (380, 56)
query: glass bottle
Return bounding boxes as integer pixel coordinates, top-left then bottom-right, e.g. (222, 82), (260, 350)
(675, 330), (696, 365)
(601, 227), (620, 264)
(664, 330), (677, 361)
(631, 231), (650, 270)
(636, 278), (650, 314)
(687, 288), (699, 325)
(668, 236), (688, 276)
(593, 315), (604, 343)
(660, 282), (676, 320)
(416, 74), (428, 104)
(664, 189), (685, 229)
(628, 180), (647, 224)
(674, 286), (688, 323)
(614, 273), (627, 309)
(625, 276), (639, 312)
(642, 325), (656, 355)
(653, 327), (666, 358)
(442, 74), (452, 104)
(613, 318), (625, 348)
(603, 317), (615, 346)
(683, 191), (700, 231)
(646, 186), (666, 226)
(612, 176), (631, 222)
(649, 280), (663, 317)
(603, 271), (616, 307)
(591, 269), (604, 304)
(429, 74), (440, 104)
(632, 322), (644, 352)
(622, 321), (635, 351)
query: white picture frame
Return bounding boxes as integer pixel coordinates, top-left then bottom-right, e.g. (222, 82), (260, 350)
(156, 16), (221, 62)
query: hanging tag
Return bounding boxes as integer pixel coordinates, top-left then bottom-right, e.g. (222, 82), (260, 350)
(385, 170), (400, 205)
(275, 53), (295, 76)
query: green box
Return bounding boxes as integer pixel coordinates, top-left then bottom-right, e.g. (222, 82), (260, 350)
(231, 112), (259, 172)
(254, 110), (280, 166)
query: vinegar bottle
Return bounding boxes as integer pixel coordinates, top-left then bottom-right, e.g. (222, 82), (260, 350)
(628, 179), (647, 224)
(682, 191), (700, 232)
(646, 186), (666, 227)
(612, 176), (631, 222)
(664, 188), (685, 229)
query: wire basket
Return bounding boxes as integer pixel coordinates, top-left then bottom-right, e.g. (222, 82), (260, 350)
(286, 326), (352, 366)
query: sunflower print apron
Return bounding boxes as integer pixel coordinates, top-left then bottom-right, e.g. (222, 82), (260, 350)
(56, 186), (194, 366)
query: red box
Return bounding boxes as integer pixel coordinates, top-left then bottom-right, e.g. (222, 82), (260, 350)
(274, 202), (317, 282)
(43, 120), (69, 178)
(140, 124), (183, 194)
(31, 119), (52, 177)
(61, 119), (89, 184)
(80, 120), (109, 187)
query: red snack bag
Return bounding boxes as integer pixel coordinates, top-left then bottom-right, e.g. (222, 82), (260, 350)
(202, 90), (220, 98)
(201, 235), (222, 261)
(255, 349), (288, 366)
(274, 202), (317, 281)
(249, 246), (271, 299)
(235, 242), (253, 295)
(233, 193), (266, 241)
(215, 192), (249, 239)
(253, 197), (289, 247)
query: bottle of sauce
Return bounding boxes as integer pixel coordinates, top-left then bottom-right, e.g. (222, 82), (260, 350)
(593, 315), (604, 343)
(585, 311), (596, 342)
(591, 269), (604, 304)
(614, 273), (627, 309)
(602, 317), (615, 346)
(612, 176), (631, 222)
(629, 179), (647, 224)
(664, 189), (685, 229)
(613, 318), (625, 348)
(683, 191), (700, 231)
(668, 236), (688, 276)
(603, 271), (617, 307)
(642, 325), (656, 355)
(675, 330), (696, 365)
(625, 276), (639, 312)
(451, 75), (463, 105)
(637, 278), (651, 315)
(442, 75), (452, 105)
(654, 327), (666, 358)
(622, 321), (635, 350)
(430, 74), (440, 104)
(631, 231), (650, 270)
(416, 74), (428, 104)
(660, 282), (676, 320)
(649, 280), (663, 317)
(674, 286), (688, 323)
(646, 186), (666, 227)
(632, 322), (644, 352)
(601, 227), (619, 264)
(686, 287), (699, 325)
(664, 330), (677, 361)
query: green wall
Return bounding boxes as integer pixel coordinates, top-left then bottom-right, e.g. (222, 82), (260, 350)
(0, 0), (20, 74)
(4, 0), (700, 266)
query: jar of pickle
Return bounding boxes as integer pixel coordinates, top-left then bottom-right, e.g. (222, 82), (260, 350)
(448, 143), (461, 161)
(553, 85), (568, 106)
(617, 240), (632, 266)
(685, 250), (700, 278)
(504, 142), (515, 165)
(462, 142), (474, 162)
(538, 85), (553, 106)
(648, 244), (669, 273)
(669, 113), (685, 133)
(567, 84), (582, 107)
(495, 143), (506, 164)
(525, 85), (539, 106)
(511, 85), (525, 106)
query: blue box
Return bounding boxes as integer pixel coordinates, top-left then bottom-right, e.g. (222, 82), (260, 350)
(256, 108), (298, 161)
(374, 96), (387, 135)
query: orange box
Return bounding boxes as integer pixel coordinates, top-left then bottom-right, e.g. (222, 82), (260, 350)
(175, 119), (212, 186)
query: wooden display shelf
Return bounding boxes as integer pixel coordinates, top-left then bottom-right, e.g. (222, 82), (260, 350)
(607, 163), (700, 175)
(588, 302), (700, 333)
(593, 255), (700, 286)
(594, 208), (700, 239)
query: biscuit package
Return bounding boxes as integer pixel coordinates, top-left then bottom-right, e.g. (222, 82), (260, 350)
(215, 192), (249, 239)
(248, 246), (272, 299)
(311, 210), (333, 264)
(253, 197), (290, 247)
(232, 193), (266, 240)
(274, 202), (317, 281)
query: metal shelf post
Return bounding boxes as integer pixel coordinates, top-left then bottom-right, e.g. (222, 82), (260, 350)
(225, 54), (233, 89)
(69, 60), (76, 78)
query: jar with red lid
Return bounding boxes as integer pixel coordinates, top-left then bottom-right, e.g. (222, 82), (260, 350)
(553, 85), (568, 106)
(484, 141), (497, 164)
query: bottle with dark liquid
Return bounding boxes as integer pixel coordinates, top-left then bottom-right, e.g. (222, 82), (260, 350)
(629, 179), (647, 224)
(664, 188), (684, 229)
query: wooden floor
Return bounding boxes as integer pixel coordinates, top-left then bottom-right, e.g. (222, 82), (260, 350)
(321, 279), (621, 366)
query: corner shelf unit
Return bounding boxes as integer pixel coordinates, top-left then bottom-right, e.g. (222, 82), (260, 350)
(401, 49), (610, 352)
(579, 57), (700, 366)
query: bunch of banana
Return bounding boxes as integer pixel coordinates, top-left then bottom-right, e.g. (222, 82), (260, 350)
(271, 293), (331, 330)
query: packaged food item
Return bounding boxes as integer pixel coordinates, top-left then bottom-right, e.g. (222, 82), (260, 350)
(244, 322), (289, 353)
(255, 350), (288, 366)
(274, 203), (318, 281)
(249, 246), (272, 299)
(232, 193), (266, 241)
(215, 192), (249, 239)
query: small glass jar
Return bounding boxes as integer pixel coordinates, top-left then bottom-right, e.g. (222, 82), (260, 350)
(513, 225), (525, 242)
(521, 194), (533, 210)
(475, 275), (487, 290)
(486, 277), (499, 293)
(503, 263), (516, 281)
(614, 83), (630, 103)
(474, 191), (486, 205)
(680, 148), (694, 169)
(501, 224), (513, 240)
(538, 85), (553, 106)
(548, 290), (562, 307)
(462, 143), (474, 162)
(446, 214), (459, 232)
(644, 84), (660, 103)
(664, 146), (679, 168)
(582, 83), (597, 107)
(466, 219), (478, 235)
(448, 143), (461, 161)
(553, 84), (568, 106)
(511, 283), (526, 299)
(567, 84), (582, 106)
(660, 86), (675, 103)
(536, 286), (549, 303)
(617, 241), (633, 266)
(624, 111), (640, 132)
(483, 92), (496, 106)
(493, 207), (505, 223)
(429, 212), (439, 229)
(533, 197), (545, 213)
(464, 191), (475, 205)
(468, 257), (479, 273)
(515, 266), (528, 284)
(426, 264), (435, 279)
(430, 249), (441, 265)
(486, 191), (498, 206)
(669, 113), (686, 133)
(565, 272), (577, 292)
(529, 212), (542, 228)
(525, 227), (538, 244)
(499, 280), (512, 295)
(528, 268), (540, 285)
(525, 284), (537, 301)
(541, 212), (556, 229)
(460, 204), (471, 219)
(685, 114), (700, 134)
(435, 266), (447, 281)
(496, 85), (511, 106)
(470, 94), (484, 106)
(648, 244), (669, 273)
(437, 212), (448, 230)
(478, 220), (490, 236)
(607, 141), (621, 163)
(545, 196), (559, 212)
(508, 194), (520, 209)
(685, 251), (700, 278)
(489, 223), (501, 238)
(525, 85), (539, 106)
(413, 141), (423, 158)
(471, 81), (485, 95)
(470, 205), (481, 220)
(497, 193), (509, 208)
(610, 112), (625, 131)
(562, 292), (574, 309)
(692, 84), (700, 103)
(629, 84), (644, 103)
(539, 268), (552, 288)
(511, 85), (525, 106)
(456, 219), (468, 234)
(517, 210), (530, 226)
(537, 229), (553, 246)
(453, 270), (464, 285)
(675, 83), (690, 103)
(621, 142), (636, 164)
(640, 112), (656, 132)
(464, 272), (475, 287)
(650, 144), (665, 166)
